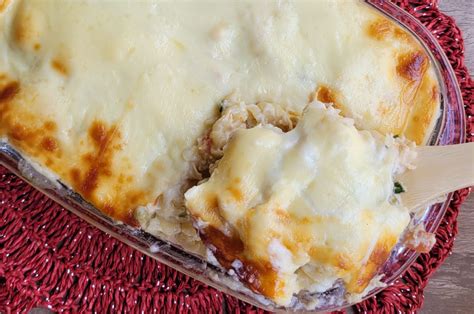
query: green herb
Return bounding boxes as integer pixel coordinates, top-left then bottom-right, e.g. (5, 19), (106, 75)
(394, 181), (405, 194)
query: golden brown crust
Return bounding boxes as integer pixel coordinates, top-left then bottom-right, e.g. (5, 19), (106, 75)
(404, 76), (440, 144)
(71, 121), (119, 199)
(366, 18), (393, 41)
(191, 184), (398, 298)
(0, 77), (149, 226)
(396, 51), (428, 82)
(366, 18), (415, 44)
(347, 233), (397, 293)
(199, 225), (280, 299)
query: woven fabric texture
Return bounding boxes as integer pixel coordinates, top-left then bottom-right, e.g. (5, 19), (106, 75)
(0, 0), (472, 313)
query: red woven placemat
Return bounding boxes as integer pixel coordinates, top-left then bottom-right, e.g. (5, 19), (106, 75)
(1, 0), (472, 313)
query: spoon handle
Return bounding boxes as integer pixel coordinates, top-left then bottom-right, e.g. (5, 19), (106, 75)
(399, 142), (474, 210)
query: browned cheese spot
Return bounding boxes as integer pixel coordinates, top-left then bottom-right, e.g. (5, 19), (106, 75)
(205, 193), (219, 211)
(69, 120), (118, 198)
(12, 9), (30, 45)
(0, 79), (18, 126)
(43, 121), (57, 132)
(404, 74), (440, 144)
(347, 234), (397, 293)
(0, 81), (20, 104)
(66, 121), (143, 225)
(70, 168), (81, 185)
(393, 27), (412, 42)
(0, 79), (63, 157)
(200, 225), (279, 298)
(316, 85), (337, 104)
(41, 136), (58, 152)
(366, 18), (392, 41)
(51, 58), (69, 76)
(9, 123), (32, 141)
(227, 186), (243, 202)
(396, 51), (428, 82)
(311, 84), (343, 111)
(366, 18), (414, 44)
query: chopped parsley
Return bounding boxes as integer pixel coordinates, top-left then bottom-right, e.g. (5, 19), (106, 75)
(394, 181), (405, 194)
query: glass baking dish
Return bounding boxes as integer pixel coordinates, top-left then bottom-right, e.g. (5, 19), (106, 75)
(0, 0), (465, 312)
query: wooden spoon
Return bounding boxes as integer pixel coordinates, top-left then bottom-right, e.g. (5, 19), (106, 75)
(398, 142), (474, 210)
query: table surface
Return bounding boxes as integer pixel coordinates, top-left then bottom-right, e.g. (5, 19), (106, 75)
(27, 1), (473, 314)
(421, 1), (474, 313)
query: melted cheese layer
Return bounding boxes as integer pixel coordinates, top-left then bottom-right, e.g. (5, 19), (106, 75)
(185, 102), (411, 305)
(0, 0), (438, 223)
(0, 2), (436, 229)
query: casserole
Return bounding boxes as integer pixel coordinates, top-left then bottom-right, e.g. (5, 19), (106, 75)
(0, 0), (465, 311)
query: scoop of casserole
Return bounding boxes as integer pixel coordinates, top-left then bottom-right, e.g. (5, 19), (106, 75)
(185, 101), (412, 306)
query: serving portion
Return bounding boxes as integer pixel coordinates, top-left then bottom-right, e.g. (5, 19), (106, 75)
(186, 101), (414, 306)
(0, 0), (441, 309)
